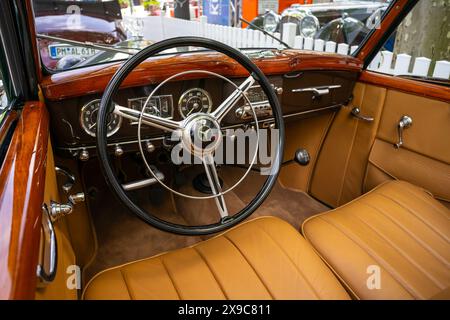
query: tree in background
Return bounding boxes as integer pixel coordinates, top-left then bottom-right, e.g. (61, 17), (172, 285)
(393, 0), (449, 73)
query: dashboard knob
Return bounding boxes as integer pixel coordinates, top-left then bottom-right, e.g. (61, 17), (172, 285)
(114, 145), (124, 157)
(79, 149), (89, 161)
(235, 107), (245, 119)
(146, 141), (156, 153)
(273, 86), (283, 95)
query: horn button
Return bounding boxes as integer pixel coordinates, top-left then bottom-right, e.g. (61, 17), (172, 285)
(182, 114), (223, 156)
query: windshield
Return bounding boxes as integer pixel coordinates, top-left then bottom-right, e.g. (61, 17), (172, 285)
(32, 0), (390, 72)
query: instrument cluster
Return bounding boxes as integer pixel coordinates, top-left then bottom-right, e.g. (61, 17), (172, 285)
(127, 95), (174, 124)
(80, 99), (122, 137)
(79, 83), (275, 138)
(178, 88), (213, 118)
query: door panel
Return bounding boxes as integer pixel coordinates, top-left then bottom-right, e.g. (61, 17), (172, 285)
(310, 80), (450, 207)
(35, 138), (77, 300)
(365, 139), (450, 203)
(376, 90), (450, 164)
(365, 89), (450, 204)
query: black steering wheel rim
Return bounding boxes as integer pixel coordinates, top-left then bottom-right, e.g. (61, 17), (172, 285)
(96, 37), (285, 235)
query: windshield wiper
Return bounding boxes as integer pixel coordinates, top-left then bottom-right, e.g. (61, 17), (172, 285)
(239, 17), (292, 49)
(36, 34), (139, 55)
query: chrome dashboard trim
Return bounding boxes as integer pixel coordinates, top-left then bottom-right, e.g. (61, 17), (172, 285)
(58, 104), (341, 153)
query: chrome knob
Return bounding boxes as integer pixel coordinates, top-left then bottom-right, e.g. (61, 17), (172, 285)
(79, 149), (89, 161)
(273, 86), (283, 95)
(49, 201), (73, 221)
(114, 145), (124, 157)
(235, 107), (244, 119)
(69, 192), (85, 205)
(146, 141), (156, 153)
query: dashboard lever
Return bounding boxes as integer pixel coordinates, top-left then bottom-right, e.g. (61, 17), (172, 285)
(55, 166), (75, 193)
(351, 107), (374, 122)
(292, 85), (341, 99)
(122, 170), (165, 191)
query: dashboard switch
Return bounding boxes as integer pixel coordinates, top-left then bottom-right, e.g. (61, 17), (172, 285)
(114, 145), (124, 157)
(273, 86), (283, 95)
(146, 141), (156, 153)
(79, 149), (89, 161)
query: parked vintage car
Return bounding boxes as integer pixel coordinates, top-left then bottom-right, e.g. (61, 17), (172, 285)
(0, 0), (449, 303)
(248, 1), (389, 40)
(34, 0), (126, 70)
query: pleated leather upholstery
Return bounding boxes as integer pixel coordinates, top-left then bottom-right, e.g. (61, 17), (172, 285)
(83, 216), (350, 300)
(302, 181), (450, 299)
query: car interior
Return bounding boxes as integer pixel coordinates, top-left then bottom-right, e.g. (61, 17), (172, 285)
(0, 0), (448, 300)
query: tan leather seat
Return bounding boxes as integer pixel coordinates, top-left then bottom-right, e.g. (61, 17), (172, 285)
(83, 216), (350, 300)
(302, 181), (450, 300)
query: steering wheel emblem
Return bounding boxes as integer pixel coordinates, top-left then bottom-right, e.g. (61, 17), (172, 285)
(182, 114), (223, 156)
(198, 124), (212, 142)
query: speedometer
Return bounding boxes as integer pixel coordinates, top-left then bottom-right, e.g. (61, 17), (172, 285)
(80, 99), (122, 137)
(178, 88), (212, 118)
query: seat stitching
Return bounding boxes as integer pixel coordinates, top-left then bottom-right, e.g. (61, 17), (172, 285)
(192, 247), (228, 299)
(118, 268), (133, 299)
(392, 184), (450, 219)
(222, 235), (274, 299)
(362, 200), (450, 267)
(377, 193), (450, 243)
(159, 257), (181, 299)
(318, 216), (423, 299)
(352, 210), (446, 290)
(337, 112), (360, 206)
(255, 225), (320, 299)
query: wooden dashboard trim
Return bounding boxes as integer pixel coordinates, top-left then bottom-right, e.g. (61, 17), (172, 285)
(40, 50), (362, 101)
(359, 71), (450, 102)
(0, 102), (49, 299)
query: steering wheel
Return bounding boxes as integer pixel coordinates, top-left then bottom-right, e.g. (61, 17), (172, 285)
(96, 37), (285, 235)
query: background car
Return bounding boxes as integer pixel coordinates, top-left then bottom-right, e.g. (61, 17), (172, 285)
(247, 1), (389, 44)
(34, 0), (127, 70)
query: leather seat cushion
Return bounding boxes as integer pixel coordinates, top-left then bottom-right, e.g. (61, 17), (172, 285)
(83, 216), (350, 300)
(302, 181), (450, 300)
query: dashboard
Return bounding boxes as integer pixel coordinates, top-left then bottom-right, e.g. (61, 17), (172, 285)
(47, 70), (357, 160)
(42, 50), (361, 160)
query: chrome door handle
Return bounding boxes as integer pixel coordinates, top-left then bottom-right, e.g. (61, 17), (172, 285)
(37, 204), (58, 283)
(395, 115), (413, 149)
(351, 107), (374, 122)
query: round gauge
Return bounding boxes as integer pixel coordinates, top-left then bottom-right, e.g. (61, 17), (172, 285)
(80, 99), (122, 137)
(178, 88), (212, 118)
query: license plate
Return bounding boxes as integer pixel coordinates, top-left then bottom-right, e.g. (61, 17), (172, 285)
(49, 44), (98, 59)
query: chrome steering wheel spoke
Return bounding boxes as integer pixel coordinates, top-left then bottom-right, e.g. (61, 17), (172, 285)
(114, 104), (182, 132)
(212, 75), (255, 122)
(202, 153), (229, 219)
